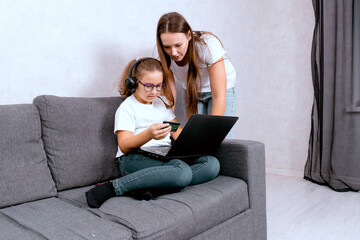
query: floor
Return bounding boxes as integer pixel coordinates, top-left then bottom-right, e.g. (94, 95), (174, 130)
(266, 174), (360, 240)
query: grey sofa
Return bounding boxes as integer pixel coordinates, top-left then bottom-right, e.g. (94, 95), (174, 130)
(0, 95), (266, 240)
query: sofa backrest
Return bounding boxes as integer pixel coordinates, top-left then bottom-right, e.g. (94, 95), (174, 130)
(33, 95), (124, 191)
(0, 104), (57, 208)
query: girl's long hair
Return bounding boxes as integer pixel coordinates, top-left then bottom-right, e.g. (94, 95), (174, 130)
(118, 58), (174, 108)
(156, 12), (222, 118)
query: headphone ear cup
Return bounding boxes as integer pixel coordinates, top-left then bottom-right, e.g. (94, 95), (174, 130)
(125, 77), (137, 92)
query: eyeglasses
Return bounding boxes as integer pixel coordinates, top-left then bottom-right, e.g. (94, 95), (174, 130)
(138, 81), (166, 92)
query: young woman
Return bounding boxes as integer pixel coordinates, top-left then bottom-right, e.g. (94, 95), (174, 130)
(85, 57), (220, 208)
(156, 12), (237, 130)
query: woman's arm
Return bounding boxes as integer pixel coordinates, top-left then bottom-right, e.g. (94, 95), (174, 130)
(208, 57), (227, 115)
(117, 123), (171, 154)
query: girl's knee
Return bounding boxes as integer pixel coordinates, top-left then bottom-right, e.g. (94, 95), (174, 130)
(199, 156), (220, 178)
(167, 159), (193, 188)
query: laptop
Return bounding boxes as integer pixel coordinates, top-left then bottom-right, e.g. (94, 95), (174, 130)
(137, 114), (238, 161)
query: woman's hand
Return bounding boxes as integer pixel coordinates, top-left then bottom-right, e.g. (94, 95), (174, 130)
(148, 123), (171, 140)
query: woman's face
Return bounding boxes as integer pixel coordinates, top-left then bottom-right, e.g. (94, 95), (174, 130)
(160, 32), (191, 64)
(133, 70), (164, 105)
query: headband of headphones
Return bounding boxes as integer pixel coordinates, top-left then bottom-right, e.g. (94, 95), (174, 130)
(127, 57), (161, 80)
(125, 57), (161, 92)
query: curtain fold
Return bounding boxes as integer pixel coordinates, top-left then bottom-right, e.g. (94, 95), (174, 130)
(304, 0), (360, 192)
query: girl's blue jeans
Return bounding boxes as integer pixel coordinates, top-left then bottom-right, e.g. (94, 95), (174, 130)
(112, 153), (220, 196)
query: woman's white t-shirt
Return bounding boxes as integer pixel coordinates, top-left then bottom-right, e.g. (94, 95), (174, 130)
(114, 95), (176, 157)
(170, 33), (236, 93)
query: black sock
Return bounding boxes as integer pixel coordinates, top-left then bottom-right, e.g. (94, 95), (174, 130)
(124, 188), (181, 200)
(149, 188), (181, 198)
(85, 182), (115, 208)
(124, 189), (154, 200)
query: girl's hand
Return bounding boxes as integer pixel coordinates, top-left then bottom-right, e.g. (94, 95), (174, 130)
(148, 123), (171, 140)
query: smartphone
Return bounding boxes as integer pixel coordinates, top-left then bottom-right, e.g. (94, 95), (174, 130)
(163, 121), (180, 132)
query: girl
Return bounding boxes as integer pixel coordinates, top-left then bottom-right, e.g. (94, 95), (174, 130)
(86, 57), (220, 208)
(156, 12), (237, 138)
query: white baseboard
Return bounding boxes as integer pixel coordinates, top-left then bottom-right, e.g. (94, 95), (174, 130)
(266, 168), (304, 178)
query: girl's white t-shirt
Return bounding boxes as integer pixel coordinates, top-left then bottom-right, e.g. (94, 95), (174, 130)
(114, 95), (176, 157)
(170, 33), (236, 93)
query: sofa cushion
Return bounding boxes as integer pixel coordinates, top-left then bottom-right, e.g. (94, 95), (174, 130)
(0, 104), (57, 208)
(58, 176), (249, 239)
(0, 212), (45, 240)
(57, 176), (248, 240)
(57, 185), (93, 207)
(0, 198), (132, 240)
(33, 95), (124, 191)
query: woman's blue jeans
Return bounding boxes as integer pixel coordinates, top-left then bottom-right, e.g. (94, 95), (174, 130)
(197, 87), (237, 139)
(181, 87), (236, 138)
(112, 153), (220, 196)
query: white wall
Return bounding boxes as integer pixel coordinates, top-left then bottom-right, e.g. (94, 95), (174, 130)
(0, 0), (314, 177)
(258, 1), (314, 177)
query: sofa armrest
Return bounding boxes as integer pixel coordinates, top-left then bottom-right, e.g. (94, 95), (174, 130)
(214, 139), (267, 239)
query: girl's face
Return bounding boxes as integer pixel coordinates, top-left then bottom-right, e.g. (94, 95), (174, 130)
(133, 70), (164, 105)
(160, 32), (191, 64)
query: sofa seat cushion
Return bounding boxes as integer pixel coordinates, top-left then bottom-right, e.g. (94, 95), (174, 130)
(99, 176), (249, 240)
(57, 176), (249, 240)
(0, 104), (56, 208)
(0, 212), (46, 240)
(0, 197), (132, 240)
(33, 95), (124, 191)
(57, 184), (94, 207)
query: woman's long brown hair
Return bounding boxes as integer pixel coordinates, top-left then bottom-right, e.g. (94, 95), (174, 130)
(156, 12), (201, 118)
(156, 12), (224, 118)
(118, 58), (174, 108)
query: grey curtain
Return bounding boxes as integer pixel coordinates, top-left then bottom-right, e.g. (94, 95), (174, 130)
(305, 0), (360, 191)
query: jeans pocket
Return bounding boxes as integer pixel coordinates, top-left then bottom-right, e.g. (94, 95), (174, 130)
(117, 157), (128, 176)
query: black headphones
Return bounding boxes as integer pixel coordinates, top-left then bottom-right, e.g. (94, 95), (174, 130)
(125, 57), (161, 92)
